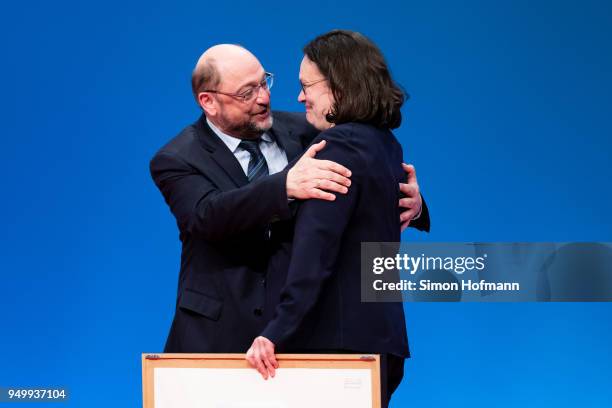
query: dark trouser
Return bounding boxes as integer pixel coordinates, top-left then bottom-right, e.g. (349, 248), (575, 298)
(381, 353), (405, 408)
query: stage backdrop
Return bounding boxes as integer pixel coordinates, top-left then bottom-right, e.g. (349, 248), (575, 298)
(1, 0), (611, 406)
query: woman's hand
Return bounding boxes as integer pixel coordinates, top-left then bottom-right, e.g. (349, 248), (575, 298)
(246, 336), (279, 380)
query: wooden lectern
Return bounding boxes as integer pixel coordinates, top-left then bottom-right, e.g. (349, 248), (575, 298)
(142, 353), (381, 408)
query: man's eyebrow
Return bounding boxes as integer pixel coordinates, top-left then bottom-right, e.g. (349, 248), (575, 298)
(236, 74), (266, 93)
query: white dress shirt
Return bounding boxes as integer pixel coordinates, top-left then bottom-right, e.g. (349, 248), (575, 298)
(207, 118), (288, 175)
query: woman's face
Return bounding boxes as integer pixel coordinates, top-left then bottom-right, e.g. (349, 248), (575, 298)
(298, 56), (335, 131)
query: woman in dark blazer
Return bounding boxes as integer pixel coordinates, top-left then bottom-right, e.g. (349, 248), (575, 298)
(247, 30), (410, 406)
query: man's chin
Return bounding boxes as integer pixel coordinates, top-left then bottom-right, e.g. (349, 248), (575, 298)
(253, 115), (273, 132)
(262, 115), (274, 130)
(235, 116), (273, 139)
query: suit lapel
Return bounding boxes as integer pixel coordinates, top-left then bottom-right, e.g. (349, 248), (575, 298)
(269, 114), (303, 162)
(195, 115), (249, 188)
(194, 113), (303, 188)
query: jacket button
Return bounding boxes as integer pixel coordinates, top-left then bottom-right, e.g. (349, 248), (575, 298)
(253, 308), (263, 316)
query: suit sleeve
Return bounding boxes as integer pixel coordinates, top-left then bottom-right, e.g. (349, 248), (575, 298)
(260, 134), (362, 346)
(150, 151), (292, 241)
(408, 195), (431, 232)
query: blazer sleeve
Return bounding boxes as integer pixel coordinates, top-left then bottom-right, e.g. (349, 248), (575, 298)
(260, 132), (362, 346)
(150, 151), (292, 242)
(408, 195), (431, 232)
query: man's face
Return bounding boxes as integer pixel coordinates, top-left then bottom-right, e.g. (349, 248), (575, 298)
(210, 58), (273, 139)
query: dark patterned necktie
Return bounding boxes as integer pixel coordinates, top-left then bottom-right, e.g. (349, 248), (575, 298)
(239, 139), (269, 182)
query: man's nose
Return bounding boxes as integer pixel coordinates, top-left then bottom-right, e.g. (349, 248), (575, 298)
(297, 89), (306, 103)
(255, 86), (271, 104)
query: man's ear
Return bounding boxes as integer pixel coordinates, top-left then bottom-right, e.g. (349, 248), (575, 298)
(198, 92), (216, 116)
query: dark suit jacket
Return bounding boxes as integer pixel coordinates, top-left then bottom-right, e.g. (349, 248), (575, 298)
(150, 111), (316, 352)
(151, 112), (430, 353)
(261, 122), (411, 358)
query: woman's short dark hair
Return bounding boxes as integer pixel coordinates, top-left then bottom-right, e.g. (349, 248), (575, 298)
(304, 30), (406, 129)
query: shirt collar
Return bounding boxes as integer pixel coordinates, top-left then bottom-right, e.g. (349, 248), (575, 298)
(207, 117), (273, 153)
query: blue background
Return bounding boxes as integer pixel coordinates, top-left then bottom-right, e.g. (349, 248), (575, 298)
(1, 0), (611, 406)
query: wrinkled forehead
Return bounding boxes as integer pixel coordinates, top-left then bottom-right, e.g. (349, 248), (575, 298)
(218, 54), (265, 90)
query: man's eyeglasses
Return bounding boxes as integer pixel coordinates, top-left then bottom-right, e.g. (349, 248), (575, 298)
(203, 72), (274, 103)
(300, 78), (326, 95)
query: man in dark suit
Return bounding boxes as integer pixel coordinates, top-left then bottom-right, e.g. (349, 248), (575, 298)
(150, 44), (429, 353)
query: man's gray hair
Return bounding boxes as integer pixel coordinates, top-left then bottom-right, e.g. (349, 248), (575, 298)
(191, 58), (220, 106)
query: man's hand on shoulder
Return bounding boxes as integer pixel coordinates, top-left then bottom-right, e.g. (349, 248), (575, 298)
(286, 140), (352, 201)
(399, 163), (423, 231)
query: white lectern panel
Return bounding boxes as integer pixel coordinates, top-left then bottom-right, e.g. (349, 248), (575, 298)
(154, 367), (372, 408)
